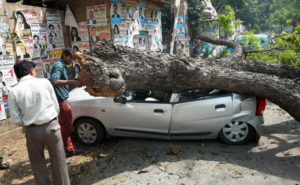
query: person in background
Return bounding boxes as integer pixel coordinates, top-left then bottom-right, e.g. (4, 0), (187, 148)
(50, 49), (82, 157)
(71, 27), (81, 42)
(177, 43), (185, 57)
(8, 60), (70, 185)
(193, 40), (203, 58)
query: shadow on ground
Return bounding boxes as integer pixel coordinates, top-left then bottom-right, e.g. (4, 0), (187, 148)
(1, 119), (299, 185)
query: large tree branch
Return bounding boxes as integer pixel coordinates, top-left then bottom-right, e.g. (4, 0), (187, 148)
(77, 40), (300, 121)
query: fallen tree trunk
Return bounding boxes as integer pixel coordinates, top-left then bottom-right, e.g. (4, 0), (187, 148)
(77, 40), (300, 121)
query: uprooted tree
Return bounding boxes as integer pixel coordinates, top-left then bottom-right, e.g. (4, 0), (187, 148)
(76, 37), (300, 122)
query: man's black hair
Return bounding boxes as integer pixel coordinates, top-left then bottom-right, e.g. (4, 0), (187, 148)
(13, 60), (36, 79)
(48, 24), (54, 29)
(16, 41), (23, 44)
(61, 48), (75, 59)
(33, 35), (39, 39)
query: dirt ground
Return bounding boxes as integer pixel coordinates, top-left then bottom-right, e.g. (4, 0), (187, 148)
(0, 102), (299, 185)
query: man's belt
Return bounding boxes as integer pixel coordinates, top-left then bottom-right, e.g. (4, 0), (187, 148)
(28, 117), (57, 127)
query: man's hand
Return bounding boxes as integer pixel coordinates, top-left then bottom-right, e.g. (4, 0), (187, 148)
(69, 80), (82, 87)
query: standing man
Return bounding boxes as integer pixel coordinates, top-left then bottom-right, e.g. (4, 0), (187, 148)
(193, 40), (203, 58)
(8, 60), (70, 185)
(50, 49), (82, 157)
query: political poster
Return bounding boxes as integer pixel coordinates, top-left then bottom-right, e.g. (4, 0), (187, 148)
(87, 4), (107, 26)
(46, 12), (65, 49)
(177, 16), (184, 29)
(134, 3), (146, 31)
(0, 42), (13, 56)
(111, 0), (122, 25)
(113, 24), (126, 46)
(125, 1), (138, 22)
(71, 22), (90, 51)
(0, 56), (17, 87)
(15, 9), (38, 38)
(15, 39), (33, 61)
(31, 23), (48, 59)
(0, 103), (6, 121)
(89, 26), (110, 48)
(49, 49), (63, 59)
(32, 58), (44, 78)
(133, 34), (146, 50)
(42, 59), (54, 80)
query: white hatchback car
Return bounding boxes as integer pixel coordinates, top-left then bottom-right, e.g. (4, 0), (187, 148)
(68, 87), (266, 145)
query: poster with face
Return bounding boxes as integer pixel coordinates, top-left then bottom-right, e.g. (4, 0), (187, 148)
(0, 56), (17, 87)
(125, 1), (138, 22)
(73, 62), (81, 80)
(15, 10), (38, 38)
(71, 22), (90, 52)
(135, 3), (146, 30)
(46, 12), (65, 49)
(177, 16), (184, 29)
(31, 24), (48, 59)
(49, 49), (62, 59)
(152, 8), (161, 23)
(113, 23), (126, 46)
(0, 42), (13, 56)
(42, 59), (54, 79)
(87, 4), (107, 26)
(111, 0), (122, 25)
(15, 39), (32, 61)
(31, 58), (44, 78)
(89, 26), (111, 48)
(177, 27), (185, 37)
(133, 34), (146, 50)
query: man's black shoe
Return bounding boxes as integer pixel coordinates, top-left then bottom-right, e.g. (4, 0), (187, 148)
(66, 149), (83, 158)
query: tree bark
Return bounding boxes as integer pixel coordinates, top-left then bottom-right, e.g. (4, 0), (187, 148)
(77, 39), (300, 122)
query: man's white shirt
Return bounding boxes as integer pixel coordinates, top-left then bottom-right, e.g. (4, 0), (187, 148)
(8, 75), (59, 126)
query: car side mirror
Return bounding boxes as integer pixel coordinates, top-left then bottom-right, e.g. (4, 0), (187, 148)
(113, 95), (127, 104)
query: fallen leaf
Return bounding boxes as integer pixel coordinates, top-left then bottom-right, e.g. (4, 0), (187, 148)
(120, 177), (127, 182)
(171, 146), (178, 155)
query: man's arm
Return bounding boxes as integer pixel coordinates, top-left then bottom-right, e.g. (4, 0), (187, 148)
(50, 63), (81, 87)
(7, 91), (23, 126)
(47, 80), (60, 113)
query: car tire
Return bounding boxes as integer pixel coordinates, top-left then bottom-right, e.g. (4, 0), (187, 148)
(74, 118), (105, 146)
(218, 121), (255, 145)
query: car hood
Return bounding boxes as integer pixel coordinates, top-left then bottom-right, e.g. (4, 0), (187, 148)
(68, 87), (105, 102)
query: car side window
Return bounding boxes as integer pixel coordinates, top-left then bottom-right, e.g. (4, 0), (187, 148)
(126, 90), (171, 103)
(178, 89), (229, 102)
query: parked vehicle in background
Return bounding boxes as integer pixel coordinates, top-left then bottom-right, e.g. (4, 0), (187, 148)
(219, 34), (270, 57)
(236, 34), (270, 51)
(68, 87), (267, 146)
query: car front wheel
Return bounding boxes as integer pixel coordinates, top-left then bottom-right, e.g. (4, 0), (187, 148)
(74, 118), (105, 145)
(219, 121), (254, 144)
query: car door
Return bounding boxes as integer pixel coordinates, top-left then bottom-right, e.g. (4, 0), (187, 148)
(109, 91), (172, 139)
(170, 91), (233, 139)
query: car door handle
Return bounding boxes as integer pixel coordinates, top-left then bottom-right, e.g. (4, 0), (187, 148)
(215, 104), (225, 109)
(154, 109), (164, 113)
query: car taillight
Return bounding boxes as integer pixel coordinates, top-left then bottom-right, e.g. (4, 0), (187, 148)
(256, 97), (267, 116)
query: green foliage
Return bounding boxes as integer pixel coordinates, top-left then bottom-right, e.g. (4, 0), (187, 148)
(245, 24), (300, 69)
(218, 5), (236, 36)
(239, 31), (262, 51)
